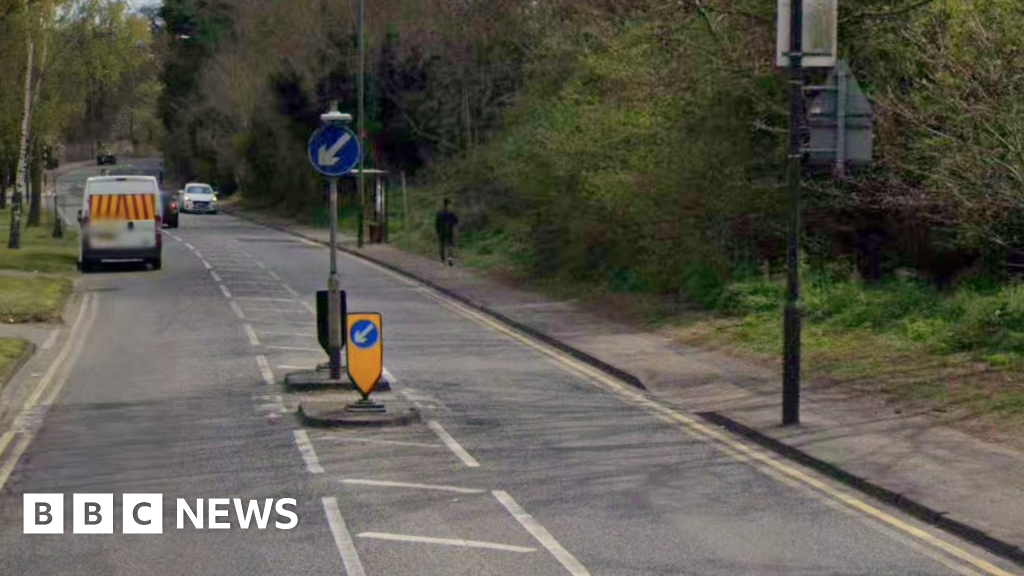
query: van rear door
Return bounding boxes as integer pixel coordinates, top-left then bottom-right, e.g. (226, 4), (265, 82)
(86, 181), (159, 250)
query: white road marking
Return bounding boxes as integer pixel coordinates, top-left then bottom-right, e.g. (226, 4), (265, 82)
(207, 267), (261, 272)
(382, 366), (397, 385)
(301, 300), (316, 314)
(494, 490), (592, 576)
(300, 238), (322, 248)
(258, 330), (315, 337)
(234, 296), (298, 302)
(320, 436), (442, 449)
(40, 329), (58, 351)
(255, 355), (275, 385)
(322, 497), (366, 576)
(220, 280), (281, 286)
(254, 260), (266, 268)
(210, 270), (222, 282)
(194, 250), (204, 259)
(229, 301), (245, 319)
(202, 259), (212, 269)
(266, 345), (323, 352)
(356, 532), (536, 553)
(283, 284), (300, 297)
(268, 270), (281, 280)
(341, 479), (484, 494)
(277, 364), (311, 370)
(244, 324), (260, 346)
(426, 420), (479, 468)
(293, 430), (323, 473)
(219, 284), (232, 298)
(184, 243), (194, 250)
(238, 306), (308, 313)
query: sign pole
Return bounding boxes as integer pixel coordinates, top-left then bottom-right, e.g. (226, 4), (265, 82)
(782, 0), (804, 426)
(356, 0), (366, 248)
(328, 175), (342, 379)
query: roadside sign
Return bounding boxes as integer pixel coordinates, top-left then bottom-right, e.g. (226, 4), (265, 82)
(776, 0), (837, 68)
(308, 124), (361, 177)
(346, 313), (382, 397)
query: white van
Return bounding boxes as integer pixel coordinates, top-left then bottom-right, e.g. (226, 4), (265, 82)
(78, 175), (163, 271)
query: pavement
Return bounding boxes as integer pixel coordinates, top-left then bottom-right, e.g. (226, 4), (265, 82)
(0, 158), (1019, 575)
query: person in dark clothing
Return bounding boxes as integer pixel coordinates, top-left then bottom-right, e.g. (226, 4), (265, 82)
(435, 198), (459, 265)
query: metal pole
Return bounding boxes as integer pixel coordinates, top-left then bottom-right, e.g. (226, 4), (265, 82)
(783, 0), (804, 425)
(328, 176), (342, 379)
(356, 0), (366, 248)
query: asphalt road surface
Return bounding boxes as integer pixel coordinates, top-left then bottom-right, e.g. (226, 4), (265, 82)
(0, 159), (1020, 575)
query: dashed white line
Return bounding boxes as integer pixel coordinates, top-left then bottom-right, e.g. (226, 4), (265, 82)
(210, 271), (222, 282)
(293, 430), (324, 474)
(40, 329), (59, 351)
(322, 497), (367, 576)
(233, 296), (298, 302)
(277, 364), (311, 370)
(229, 301), (245, 319)
(184, 243), (195, 251)
(268, 271), (281, 280)
(254, 260), (266, 268)
(494, 490), (592, 575)
(194, 250), (204, 259)
(244, 324), (260, 346)
(283, 284), (300, 297)
(426, 420), (479, 468)
(219, 284), (232, 298)
(341, 479), (484, 494)
(255, 355), (275, 385)
(356, 532), (536, 553)
(202, 259), (212, 269)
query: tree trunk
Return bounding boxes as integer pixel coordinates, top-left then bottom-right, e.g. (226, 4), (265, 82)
(9, 21), (34, 249)
(27, 144), (41, 227)
(0, 160), (7, 210)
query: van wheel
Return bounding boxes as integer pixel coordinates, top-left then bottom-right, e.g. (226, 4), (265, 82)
(149, 257), (162, 271)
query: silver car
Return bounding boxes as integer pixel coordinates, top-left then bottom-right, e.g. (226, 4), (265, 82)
(179, 183), (219, 214)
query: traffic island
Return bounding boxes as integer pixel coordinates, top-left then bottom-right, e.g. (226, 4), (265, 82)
(284, 369), (391, 392)
(298, 392), (419, 428)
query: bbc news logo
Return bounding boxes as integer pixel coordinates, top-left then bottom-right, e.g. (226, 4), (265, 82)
(24, 494), (298, 534)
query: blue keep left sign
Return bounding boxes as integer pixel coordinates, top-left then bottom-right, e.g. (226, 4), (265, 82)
(350, 319), (379, 349)
(308, 124), (361, 177)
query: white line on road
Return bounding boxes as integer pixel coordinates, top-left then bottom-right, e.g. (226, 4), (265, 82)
(320, 436), (441, 449)
(219, 284), (232, 298)
(356, 532), (536, 553)
(184, 243), (195, 251)
(257, 330), (315, 337)
(229, 301), (245, 319)
(426, 420), (479, 468)
(293, 430), (323, 474)
(233, 296), (298, 302)
(202, 259), (212, 269)
(237, 306), (308, 313)
(194, 250), (203, 259)
(40, 329), (58, 351)
(244, 324), (260, 346)
(301, 300), (316, 314)
(254, 260), (266, 268)
(283, 284), (300, 297)
(268, 270), (281, 280)
(383, 366), (397, 385)
(255, 355), (275, 385)
(341, 479), (484, 494)
(494, 490), (592, 575)
(265, 345), (322, 352)
(210, 270), (222, 282)
(277, 364), (310, 370)
(322, 497), (366, 576)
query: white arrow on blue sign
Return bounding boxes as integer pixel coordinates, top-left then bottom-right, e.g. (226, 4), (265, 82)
(308, 124), (361, 177)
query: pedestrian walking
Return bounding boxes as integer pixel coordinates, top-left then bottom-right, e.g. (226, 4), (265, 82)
(435, 198), (459, 266)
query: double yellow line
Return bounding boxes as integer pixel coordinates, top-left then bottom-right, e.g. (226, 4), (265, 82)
(0, 293), (99, 494)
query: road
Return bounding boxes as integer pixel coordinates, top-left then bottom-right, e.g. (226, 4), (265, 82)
(0, 158), (1019, 575)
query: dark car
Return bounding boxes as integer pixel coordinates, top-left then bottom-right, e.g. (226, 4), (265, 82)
(160, 191), (179, 228)
(97, 151), (117, 165)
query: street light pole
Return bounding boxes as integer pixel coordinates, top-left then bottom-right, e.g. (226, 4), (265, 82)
(356, 0), (366, 248)
(783, 0), (805, 425)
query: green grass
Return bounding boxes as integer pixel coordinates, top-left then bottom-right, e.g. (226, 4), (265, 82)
(0, 338), (32, 388)
(0, 276), (73, 323)
(0, 205), (79, 274)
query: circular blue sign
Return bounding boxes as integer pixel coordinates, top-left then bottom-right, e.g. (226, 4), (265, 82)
(350, 320), (379, 349)
(308, 125), (361, 177)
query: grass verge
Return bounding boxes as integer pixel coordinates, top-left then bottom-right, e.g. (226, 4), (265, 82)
(0, 338), (33, 390)
(0, 205), (79, 274)
(0, 276), (73, 323)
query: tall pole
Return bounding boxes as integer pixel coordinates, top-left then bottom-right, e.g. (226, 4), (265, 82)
(356, 0), (366, 248)
(328, 174), (342, 379)
(782, 0), (804, 425)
